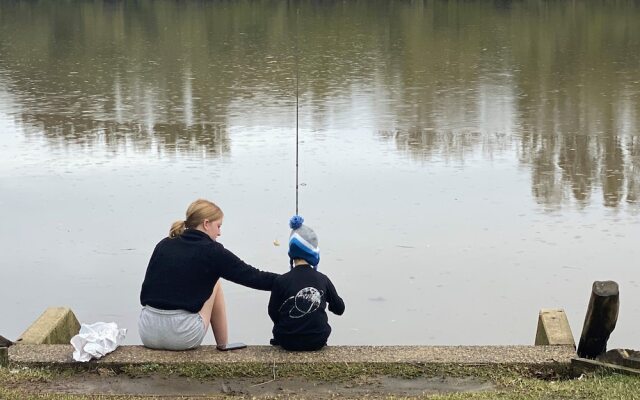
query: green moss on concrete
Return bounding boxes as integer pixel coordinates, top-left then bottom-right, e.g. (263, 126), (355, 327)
(118, 361), (572, 383)
(2, 358), (574, 385)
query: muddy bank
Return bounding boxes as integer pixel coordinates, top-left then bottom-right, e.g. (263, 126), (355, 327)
(15, 372), (494, 398)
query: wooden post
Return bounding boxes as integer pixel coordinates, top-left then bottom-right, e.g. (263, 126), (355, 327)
(0, 347), (8, 368)
(577, 281), (619, 359)
(0, 335), (13, 348)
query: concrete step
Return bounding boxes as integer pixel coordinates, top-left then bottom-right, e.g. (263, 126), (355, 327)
(9, 344), (576, 369)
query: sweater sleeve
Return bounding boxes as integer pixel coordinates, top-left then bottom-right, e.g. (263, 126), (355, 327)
(213, 244), (278, 291)
(325, 277), (345, 316)
(267, 281), (281, 324)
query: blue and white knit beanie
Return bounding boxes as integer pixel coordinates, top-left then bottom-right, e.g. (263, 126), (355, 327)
(288, 215), (320, 269)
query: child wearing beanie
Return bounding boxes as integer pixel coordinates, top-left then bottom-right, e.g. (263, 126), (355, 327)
(267, 216), (345, 351)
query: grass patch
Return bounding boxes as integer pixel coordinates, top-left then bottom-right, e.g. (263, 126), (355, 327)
(2, 364), (640, 399)
(430, 373), (640, 399)
(0, 365), (62, 384)
(120, 361), (572, 382)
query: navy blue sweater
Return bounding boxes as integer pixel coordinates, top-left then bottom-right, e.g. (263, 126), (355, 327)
(140, 229), (278, 313)
(268, 265), (345, 346)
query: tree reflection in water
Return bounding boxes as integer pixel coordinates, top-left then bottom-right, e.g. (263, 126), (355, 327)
(0, 0), (638, 209)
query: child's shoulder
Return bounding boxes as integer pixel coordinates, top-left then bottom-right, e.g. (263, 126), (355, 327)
(310, 268), (333, 283)
(314, 269), (330, 278)
(280, 266), (330, 279)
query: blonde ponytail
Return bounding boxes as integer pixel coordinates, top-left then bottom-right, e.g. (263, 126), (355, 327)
(169, 220), (186, 238)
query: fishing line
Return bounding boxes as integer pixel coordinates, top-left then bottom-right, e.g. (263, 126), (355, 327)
(295, 60), (299, 214)
(295, 8), (300, 216)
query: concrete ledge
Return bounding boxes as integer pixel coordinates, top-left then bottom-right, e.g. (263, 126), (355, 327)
(9, 344), (576, 369)
(535, 309), (575, 347)
(18, 307), (80, 345)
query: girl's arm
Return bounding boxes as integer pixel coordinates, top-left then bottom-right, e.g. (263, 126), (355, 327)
(213, 244), (279, 290)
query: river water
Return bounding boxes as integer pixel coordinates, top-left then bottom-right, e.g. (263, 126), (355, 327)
(1, 0), (639, 347)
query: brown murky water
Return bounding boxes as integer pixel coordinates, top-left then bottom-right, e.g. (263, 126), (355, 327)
(0, 0), (639, 347)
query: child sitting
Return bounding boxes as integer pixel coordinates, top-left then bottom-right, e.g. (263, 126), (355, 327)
(268, 216), (345, 351)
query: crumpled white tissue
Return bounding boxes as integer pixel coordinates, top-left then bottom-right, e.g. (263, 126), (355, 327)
(70, 322), (127, 362)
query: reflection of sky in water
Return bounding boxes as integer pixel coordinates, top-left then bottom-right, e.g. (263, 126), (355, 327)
(1, 0), (639, 347)
(2, 93), (639, 347)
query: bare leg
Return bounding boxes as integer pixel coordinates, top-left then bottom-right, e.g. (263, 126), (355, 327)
(210, 285), (228, 345)
(198, 281), (228, 345)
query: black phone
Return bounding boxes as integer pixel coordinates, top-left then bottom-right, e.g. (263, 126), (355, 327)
(216, 342), (247, 351)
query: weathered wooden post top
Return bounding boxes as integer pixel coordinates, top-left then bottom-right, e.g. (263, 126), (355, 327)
(577, 280), (619, 359)
(0, 334), (12, 367)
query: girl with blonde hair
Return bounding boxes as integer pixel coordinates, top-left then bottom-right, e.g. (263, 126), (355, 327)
(138, 199), (278, 350)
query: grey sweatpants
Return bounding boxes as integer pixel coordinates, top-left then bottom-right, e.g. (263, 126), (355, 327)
(138, 306), (207, 350)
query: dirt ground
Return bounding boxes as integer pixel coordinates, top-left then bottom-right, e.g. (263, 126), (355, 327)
(8, 372), (495, 398)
